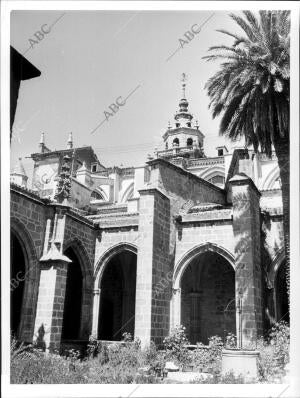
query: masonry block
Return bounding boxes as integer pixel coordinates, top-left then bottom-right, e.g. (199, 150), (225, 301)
(33, 261), (69, 351)
(230, 173), (263, 347)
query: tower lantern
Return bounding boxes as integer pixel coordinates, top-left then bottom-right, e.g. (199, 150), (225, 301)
(159, 73), (205, 160)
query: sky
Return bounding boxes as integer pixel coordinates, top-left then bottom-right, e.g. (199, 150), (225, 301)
(11, 9), (246, 178)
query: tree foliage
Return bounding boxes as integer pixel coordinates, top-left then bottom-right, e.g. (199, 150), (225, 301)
(203, 10), (290, 156)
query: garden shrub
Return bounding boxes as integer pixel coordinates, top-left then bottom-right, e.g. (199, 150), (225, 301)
(190, 344), (211, 372)
(163, 325), (190, 367)
(257, 321), (289, 382)
(11, 323), (289, 384)
(86, 335), (101, 358)
(107, 341), (143, 369)
(11, 349), (89, 384)
(269, 321), (289, 368)
(225, 332), (237, 349)
(190, 335), (223, 373)
(144, 341), (159, 366)
(122, 332), (132, 342)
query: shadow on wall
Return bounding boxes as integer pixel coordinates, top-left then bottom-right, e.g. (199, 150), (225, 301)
(35, 324), (46, 351)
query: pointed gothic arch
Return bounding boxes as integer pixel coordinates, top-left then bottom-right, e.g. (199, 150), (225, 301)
(173, 242), (235, 289)
(267, 248), (289, 323)
(198, 166), (225, 185)
(172, 242), (236, 344)
(171, 243), (236, 344)
(62, 238), (94, 340)
(10, 218), (39, 342)
(93, 243), (138, 340)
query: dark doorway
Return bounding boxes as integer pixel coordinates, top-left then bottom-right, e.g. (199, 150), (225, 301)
(181, 251), (236, 344)
(275, 260), (289, 323)
(98, 250), (137, 341)
(11, 233), (26, 338)
(61, 248), (83, 340)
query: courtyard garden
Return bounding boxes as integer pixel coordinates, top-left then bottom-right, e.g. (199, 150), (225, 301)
(11, 321), (289, 384)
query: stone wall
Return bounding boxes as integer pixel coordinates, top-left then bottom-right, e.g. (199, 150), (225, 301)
(134, 189), (171, 346)
(11, 185), (52, 260)
(148, 158), (226, 212)
(64, 214), (96, 271)
(94, 226), (139, 274)
(135, 160), (228, 346)
(175, 218), (235, 270)
(10, 185), (53, 342)
(150, 190), (173, 345)
(230, 175), (263, 346)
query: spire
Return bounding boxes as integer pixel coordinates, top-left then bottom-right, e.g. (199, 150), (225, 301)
(181, 72), (187, 99)
(38, 132), (51, 153)
(12, 157), (27, 176)
(174, 73), (193, 125)
(39, 132), (45, 153)
(67, 132), (73, 149)
(11, 157), (28, 188)
(40, 132), (45, 145)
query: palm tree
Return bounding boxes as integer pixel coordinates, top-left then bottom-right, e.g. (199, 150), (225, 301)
(203, 11), (290, 304)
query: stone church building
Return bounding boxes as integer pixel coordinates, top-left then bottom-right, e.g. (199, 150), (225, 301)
(10, 79), (288, 351)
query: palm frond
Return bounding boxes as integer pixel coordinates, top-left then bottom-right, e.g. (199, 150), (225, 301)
(203, 9), (290, 152)
(229, 13), (258, 42)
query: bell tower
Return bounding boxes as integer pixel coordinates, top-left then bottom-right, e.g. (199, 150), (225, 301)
(159, 74), (205, 159)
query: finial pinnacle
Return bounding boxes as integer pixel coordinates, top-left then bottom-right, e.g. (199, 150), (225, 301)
(40, 132), (45, 145)
(67, 132), (73, 149)
(181, 73), (187, 98)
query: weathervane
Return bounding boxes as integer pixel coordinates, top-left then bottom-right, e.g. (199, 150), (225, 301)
(181, 73), (187, 98)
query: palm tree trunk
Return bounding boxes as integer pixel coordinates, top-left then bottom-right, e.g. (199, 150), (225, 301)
(273, 136), (290, 310)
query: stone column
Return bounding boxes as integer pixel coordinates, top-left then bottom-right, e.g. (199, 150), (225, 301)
(33, 259), (70, 352)
(134, 190), (156, 348)
(170, 288), (181, 331)
(91, 288), (100, 338)
(134, 187), (171, 348)
(190, 292), (201, 343)
(229, 173), (263, 348)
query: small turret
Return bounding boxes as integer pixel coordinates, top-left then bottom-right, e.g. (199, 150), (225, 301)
(67, 132), (73, 149)
(10, 157), (28, 188)
(76, 161), (92, 187)
(39, 132), (45, 153)
(38, 132), (51, 153)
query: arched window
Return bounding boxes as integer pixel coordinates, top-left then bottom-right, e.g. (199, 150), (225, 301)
(173, 138), (179, 146)
(208, 175), (225, 185)
(187, 138), (193, 147)
(165, 142), (168, 150)
(91, 190), (104, 201)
